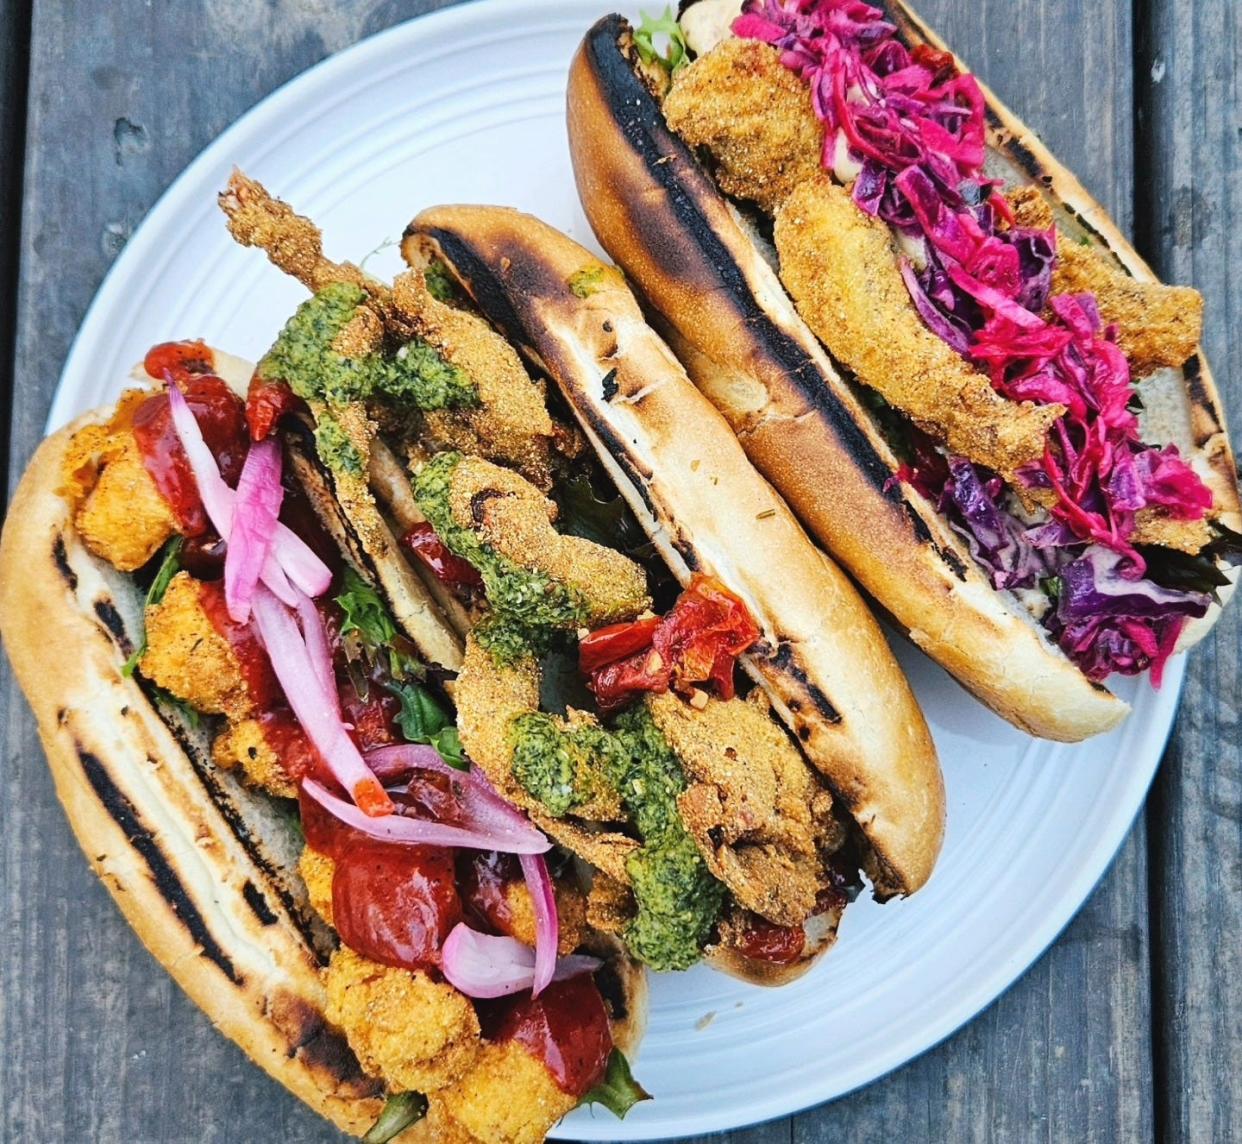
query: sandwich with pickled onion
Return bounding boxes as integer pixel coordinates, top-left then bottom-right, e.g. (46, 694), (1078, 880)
(0, 342), (647, 1143)
(217, 172), (943, 972)
(566, 0), (1242, 741)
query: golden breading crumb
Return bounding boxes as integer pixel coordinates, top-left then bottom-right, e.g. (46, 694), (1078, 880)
(502, 878), (589, 956)
(1008, 185), (1204, 375)
(775, 176), (1063, 477)
(447, 454), (650, 626)
(1132, 507), (1213, 554)
(211, 718), (297, 798)
(454, 634), (543, 808)
(140, 572), (254, 719)
(432, 1040), (577, 1144)
(1053, 242), (1204, 376)
(391, 272), (556, 490)
(75, 436), (178, 572)
(664, 38), (823, 214)
(220, 170), (371, 297)
(323, 947), (481, 1094)
(298, 847), (335, 926)
(649, 690), (824, 926)
(586, 873), (635, 935)
(221, 171), (558, 489)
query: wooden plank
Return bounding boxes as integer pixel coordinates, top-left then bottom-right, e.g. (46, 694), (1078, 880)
(1, 4), (453, 1142)
(1136, 0), (1242, 1141)
(790, 0), (1155, 1139)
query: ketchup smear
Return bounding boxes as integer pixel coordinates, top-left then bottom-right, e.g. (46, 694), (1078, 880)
(131, 375), (248, 535)
(489, 974), (614, 1097)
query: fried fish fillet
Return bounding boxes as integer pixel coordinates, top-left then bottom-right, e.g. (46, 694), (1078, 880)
(663, 36), (823, 214)
(1007, 187), (1204, 376)
(775, 176), (1063, 476)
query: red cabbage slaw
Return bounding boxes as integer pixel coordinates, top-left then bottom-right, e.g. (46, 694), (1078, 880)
(733, 0), (1214, 681)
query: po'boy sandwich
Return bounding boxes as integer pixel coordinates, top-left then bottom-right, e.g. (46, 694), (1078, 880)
(567, 0), (1242, 741)
(218, 173), (943, 972)
(0, 343), (648, 1144)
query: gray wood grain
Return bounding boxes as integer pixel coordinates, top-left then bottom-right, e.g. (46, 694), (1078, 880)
(1136, 0), (1242, 1141)
(0, 0), (1232, 1141)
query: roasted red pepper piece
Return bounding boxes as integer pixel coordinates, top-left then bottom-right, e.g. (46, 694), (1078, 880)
(578, 616), (660, 673)
(245, 374), (303, 441)
(401, 522), (484, 590)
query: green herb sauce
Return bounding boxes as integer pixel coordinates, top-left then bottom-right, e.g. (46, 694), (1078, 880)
(412, 451), (591, 662)
(261, 281), (479, 412)
(507, 700), (725, 972)
(313, 415), (365, 477)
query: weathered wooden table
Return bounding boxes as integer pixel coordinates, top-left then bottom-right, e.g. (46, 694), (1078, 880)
(0, 1), (1236, 1141)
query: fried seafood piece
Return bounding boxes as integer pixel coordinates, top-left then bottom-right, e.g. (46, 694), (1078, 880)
(298, 847), (335, 925)
(390, 272), (557, 489)
(775, 176), (1064, 476)
(139, 572), (257, 719)
(71, 432), (178, 573)
(647, 690), (828, 926)
(427, 1040), (578, 1144)
(453, 634), (544, 808)
(444, 455), (650, 627)
(221, 171), (556, 487)
(502, 876), (590, 956)
(323, 946), (481, 1094)
(211, 718), (297, 798)
(663, 37), (823, 214)
(1007, 187), (1204, 375)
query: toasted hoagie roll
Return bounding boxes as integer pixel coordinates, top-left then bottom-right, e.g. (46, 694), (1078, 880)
(216, 173), (943, 997)
(405, 204), (943, 897)
(566, 3), (1242, 742)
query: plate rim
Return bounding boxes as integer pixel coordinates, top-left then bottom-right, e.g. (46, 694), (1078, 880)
(41, 0), (1183, 1138)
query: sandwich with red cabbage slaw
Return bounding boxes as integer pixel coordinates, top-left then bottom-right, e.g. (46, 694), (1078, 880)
(567, 0), (1241, 741)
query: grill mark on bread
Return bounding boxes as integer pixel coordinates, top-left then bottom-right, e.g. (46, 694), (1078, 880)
(768, 642), (843, 724)
(93, 597), (132, 652)
(267, 992), (381, 1094)
(53, 536), (78, 590)
(242, 880), (279, 926)
(77, 747), (241, 984)
(133, 676), (328, 957)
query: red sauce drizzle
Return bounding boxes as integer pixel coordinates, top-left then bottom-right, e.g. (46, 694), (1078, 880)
(331, 838), (462, 971)
(490, 975), (614, 1097)
(196, 578), (282, 709)
(734, 916), (806, 966)
(131, 376), (248, 534)
(144, 340), (216, 384)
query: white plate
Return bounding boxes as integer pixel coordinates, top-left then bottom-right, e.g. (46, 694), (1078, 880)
(46, 1), (1181, 1138)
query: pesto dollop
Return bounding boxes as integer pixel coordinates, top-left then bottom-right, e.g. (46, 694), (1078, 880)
(510, 712), (621, 818)
(612, 705), (725, 971)
(507, 701), (725, 972)
(262, 281), (479, 411)
(412, 451), (591, 662)
(313, 414), (364, 476)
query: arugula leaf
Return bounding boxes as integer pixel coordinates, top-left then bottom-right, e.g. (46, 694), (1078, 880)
(579, 1049), (651, 1119)
(334, 565), (422, 679)
(148, 683), (201, 731)
(387, 680), (467, 769)
(1040, 575), (1063, 601)
(121, 537), (184, 677)
(362, 1092), (428, 1144)
(558, 471), (653, 560)
(634, 7), (689, 74)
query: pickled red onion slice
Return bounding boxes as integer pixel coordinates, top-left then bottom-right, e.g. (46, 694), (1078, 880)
(224, 438), (283, 623)
(440, 924), (599, 999)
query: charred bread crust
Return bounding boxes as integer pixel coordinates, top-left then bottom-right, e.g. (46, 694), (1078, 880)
(0, 396), (646, 1139)
(0, 416), (386, 1138)
(566, 15), (1132, 742)
(407, 205), (945, 897)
